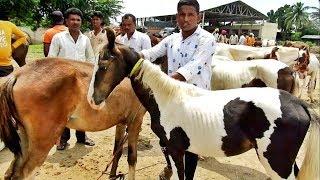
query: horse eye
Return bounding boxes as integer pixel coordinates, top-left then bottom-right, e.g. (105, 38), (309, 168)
(99, 66), (108, 71)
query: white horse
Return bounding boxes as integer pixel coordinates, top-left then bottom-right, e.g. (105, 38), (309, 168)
(211, 58), (299, 95)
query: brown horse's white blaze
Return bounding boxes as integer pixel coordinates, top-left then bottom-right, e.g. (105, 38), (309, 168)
(0, 58), (145, 180)
(89, 30), (320, 180)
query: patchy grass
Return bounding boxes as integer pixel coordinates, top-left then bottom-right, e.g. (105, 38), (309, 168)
(26, 44), (44, 62)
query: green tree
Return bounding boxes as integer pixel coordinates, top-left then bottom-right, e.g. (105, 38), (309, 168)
(38, 0), (123, 30)
(284, 2), (310, 31)
(267, 10), (277, 23)
(309, 6), (320, 30)
(0, 0), (123, 30)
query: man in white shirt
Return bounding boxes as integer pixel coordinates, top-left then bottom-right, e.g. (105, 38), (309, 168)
(238, 32), (247, 45)
(140, 0), (216, 178)
(87, 11), (108, 58)
(118, 13), (151, 52)
(48, 9), (95, 63)
(48, 8), (95, 150)
(229, 32), (239, 45)
(140, 1), (216, 90)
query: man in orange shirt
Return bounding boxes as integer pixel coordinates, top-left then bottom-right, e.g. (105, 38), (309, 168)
(43, 11), (67, 57)
(0, 12), (27, 76)
(246, 33), (256, 46)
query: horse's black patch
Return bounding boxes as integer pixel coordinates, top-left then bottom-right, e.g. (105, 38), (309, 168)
(263, 90), (310, 178)
(222, 98), (270, 156)
(127, 145), (135, 166)
(169, 127), (190, 150)
(241, 78), (267, 88)
(277, 67), (294, 93)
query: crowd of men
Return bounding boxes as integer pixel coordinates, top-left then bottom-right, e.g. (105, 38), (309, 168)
(213, 27), (257, 46)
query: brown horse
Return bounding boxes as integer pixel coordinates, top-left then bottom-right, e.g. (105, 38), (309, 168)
(0, 58), (146, 179)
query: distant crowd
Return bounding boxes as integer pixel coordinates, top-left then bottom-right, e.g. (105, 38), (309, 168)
(212, 28), (257, 46)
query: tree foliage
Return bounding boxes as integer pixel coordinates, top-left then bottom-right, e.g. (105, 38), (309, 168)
(0, 0), (123, 30)
(267, 2), (320, 40)
(284, 2), (310, 31)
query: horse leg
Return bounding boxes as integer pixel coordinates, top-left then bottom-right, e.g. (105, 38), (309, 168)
(126, 116), (143, 180)
(167, 127), (193, 180)
(184, 151), (198, 180)
(109, 124), (126, 179)
(7, 121), (64, 179)
(4, 126), (28, 180)
(168, 146), (185, 180)
(307, 72), (317, 102)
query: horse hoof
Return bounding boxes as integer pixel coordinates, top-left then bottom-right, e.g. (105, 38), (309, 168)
(159, 166), (172, 180)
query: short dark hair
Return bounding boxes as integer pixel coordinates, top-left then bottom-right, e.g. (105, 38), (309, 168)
(0, 11), (9, 20)
(177, 0), (200, 13)
(122, 14), (136, 25)
(65, 8), (83, 19)
(91, 11), (103, 19)
(51, 10), (64, 24)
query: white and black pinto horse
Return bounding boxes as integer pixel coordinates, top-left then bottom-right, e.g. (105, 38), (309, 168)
(211, 57), (299, 95)
(87, 28), (319, 180)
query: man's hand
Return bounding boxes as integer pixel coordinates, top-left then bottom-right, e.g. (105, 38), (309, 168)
(170, 72), (186, 82)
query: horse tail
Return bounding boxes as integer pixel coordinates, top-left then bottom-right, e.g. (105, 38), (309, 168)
(0, 76), (21, 155)
(297, 106), (320, 180)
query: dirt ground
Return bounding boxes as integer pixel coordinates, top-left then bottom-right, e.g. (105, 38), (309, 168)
(0, 85), (319, 180)
(0, 48), (319, 179)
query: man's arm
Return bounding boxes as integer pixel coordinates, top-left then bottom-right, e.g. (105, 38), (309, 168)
(170, 72), (186, 81)
(141, 34), (152, 50)
(140, 36), (169, 62)
(176, 36), (216, 82)
(85, 37), (95, 63)
(47, 35), (60, 57)
(11, 24), (27, 50)
(43, 43), (50, 57)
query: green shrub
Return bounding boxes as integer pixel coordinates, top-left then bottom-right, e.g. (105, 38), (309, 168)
(291, 32), (302, 41)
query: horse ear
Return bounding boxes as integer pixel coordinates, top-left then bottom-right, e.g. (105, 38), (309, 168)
(104, 27), (116, 50)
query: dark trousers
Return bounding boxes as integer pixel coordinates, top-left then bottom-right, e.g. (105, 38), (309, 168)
(0, 65), (13, 77)
(60, 127), (86, 143)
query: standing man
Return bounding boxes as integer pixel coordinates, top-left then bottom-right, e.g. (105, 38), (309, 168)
(229, 32), (238, 45)
(140, 0), (216, 178)
(87, 11), (108, 57)
(0, 12), (27, 77)
(48, 7), (95, 150)
(43, 10), (67, 57)
(238, 32), (247, 45)
(118, 14), (151, 52)
(246, 33), (256, 46)
(140, 0), (216, 90)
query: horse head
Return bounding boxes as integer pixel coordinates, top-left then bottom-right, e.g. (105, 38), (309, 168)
(87, 27), (140, 109)
(293, 48), (310, 79)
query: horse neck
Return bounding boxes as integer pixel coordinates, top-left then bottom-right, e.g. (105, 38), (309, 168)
(130, 78), (160, 119)
(137, 60), (184, 105)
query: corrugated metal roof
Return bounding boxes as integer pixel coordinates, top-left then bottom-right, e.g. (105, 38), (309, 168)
(301, 35), (320, 40)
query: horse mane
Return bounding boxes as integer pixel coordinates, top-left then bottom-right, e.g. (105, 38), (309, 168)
(137, 60), (206, 102)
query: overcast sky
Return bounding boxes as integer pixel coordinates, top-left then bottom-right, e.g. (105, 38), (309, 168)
(238, 0), (319, 14)
(119, 0), (320, 18)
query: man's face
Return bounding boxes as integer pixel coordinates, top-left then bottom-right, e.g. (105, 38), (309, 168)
(66, 14), (81, 31)
(176, 5), (200, 32)
(91, 16), (102, 28)
(122, 17), (136, 35)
